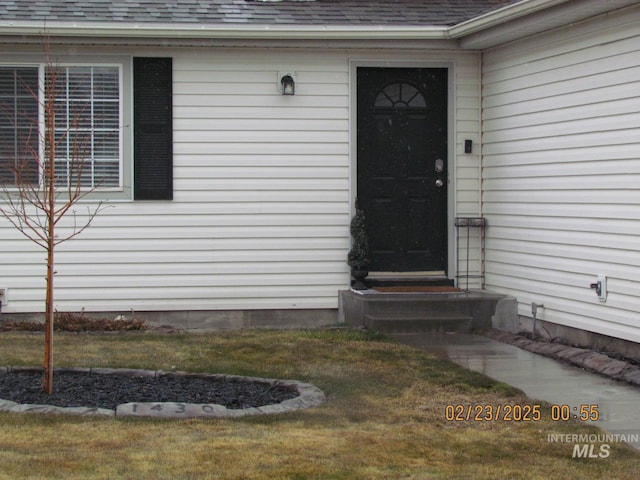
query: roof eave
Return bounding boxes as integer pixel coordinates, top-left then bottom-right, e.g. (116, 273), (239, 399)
(0, 21), (450, 41)
(8, 0), (625, 48)
(451, 0), (639, 49)
(448, 0), (569, 38)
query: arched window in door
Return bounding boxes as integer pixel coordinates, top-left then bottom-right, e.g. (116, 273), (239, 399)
(374, 82), (426, 108)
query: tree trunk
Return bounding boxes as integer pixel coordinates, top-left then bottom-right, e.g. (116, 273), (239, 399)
(42, 76), (56, 395)
(42, 185), (55, 394)
(43, 242), (54, 394)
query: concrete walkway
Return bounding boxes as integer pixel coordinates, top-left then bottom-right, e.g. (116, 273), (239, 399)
(393, 332), (640, 451)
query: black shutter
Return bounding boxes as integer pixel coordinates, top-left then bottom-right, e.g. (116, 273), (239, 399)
(133, 57), (173, 200)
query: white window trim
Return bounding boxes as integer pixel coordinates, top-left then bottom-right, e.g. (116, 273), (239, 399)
(0, 55), (132, 201)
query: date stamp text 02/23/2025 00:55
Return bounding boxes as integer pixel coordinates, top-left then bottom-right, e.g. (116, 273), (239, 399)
(445, 403), (640, 459)
(445, 403), (599, 422)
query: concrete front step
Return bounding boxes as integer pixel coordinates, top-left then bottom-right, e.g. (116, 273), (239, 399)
(365, 276), (454, 289)
(360, 297), (470, 318)
(339, 289), (515, 334)
(365, 315), (473, 333)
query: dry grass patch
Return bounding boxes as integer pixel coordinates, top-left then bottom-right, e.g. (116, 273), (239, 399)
(0, 329), (639, 479)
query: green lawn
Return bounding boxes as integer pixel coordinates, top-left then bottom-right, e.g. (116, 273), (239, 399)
(0, 329), (638, 479)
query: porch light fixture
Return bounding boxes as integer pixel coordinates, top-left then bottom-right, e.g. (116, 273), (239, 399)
(279, 73), (296, 95)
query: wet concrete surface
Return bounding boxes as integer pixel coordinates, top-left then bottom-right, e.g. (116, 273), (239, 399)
(393, 331), (640, 450)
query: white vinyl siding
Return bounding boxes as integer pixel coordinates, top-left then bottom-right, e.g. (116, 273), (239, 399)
(0, 46), (481, 314)
(455, 57), (483, 288)
(482, 6), (640, 341)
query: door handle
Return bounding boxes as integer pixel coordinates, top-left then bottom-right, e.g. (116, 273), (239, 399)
(435, 179), (444, 188)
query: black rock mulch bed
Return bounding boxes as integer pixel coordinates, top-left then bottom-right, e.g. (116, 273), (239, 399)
(0, 370), (299, 410)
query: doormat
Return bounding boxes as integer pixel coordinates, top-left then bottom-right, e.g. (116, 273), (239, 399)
(373, 286), (461, 293)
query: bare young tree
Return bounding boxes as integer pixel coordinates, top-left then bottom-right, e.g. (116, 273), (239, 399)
(0, 46), (110, 394)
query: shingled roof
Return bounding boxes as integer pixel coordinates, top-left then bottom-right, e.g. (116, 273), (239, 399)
(0, 0), (521, 27)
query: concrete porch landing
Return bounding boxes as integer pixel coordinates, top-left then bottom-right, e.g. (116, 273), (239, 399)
(338, 289), (514, 334)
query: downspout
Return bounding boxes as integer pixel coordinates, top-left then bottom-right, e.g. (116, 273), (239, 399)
(478, 52), (483, 221)
(478, 51), (485, 289)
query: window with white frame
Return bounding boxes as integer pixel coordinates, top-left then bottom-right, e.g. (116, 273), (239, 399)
(1, 56), (173, 201)
(50, 65), (121, 189)
(0, 66), (39, 184)
(0, 63), (122, 190)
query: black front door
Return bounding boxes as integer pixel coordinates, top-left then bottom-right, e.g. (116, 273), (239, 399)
(357, 67), (448, 273)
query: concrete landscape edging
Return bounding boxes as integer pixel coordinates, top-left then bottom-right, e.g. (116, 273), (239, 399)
(485, 329), (640, 387)
(0, 367), (326, 418)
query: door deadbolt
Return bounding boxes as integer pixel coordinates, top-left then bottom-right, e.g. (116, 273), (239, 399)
(435, 159), (444, 173)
